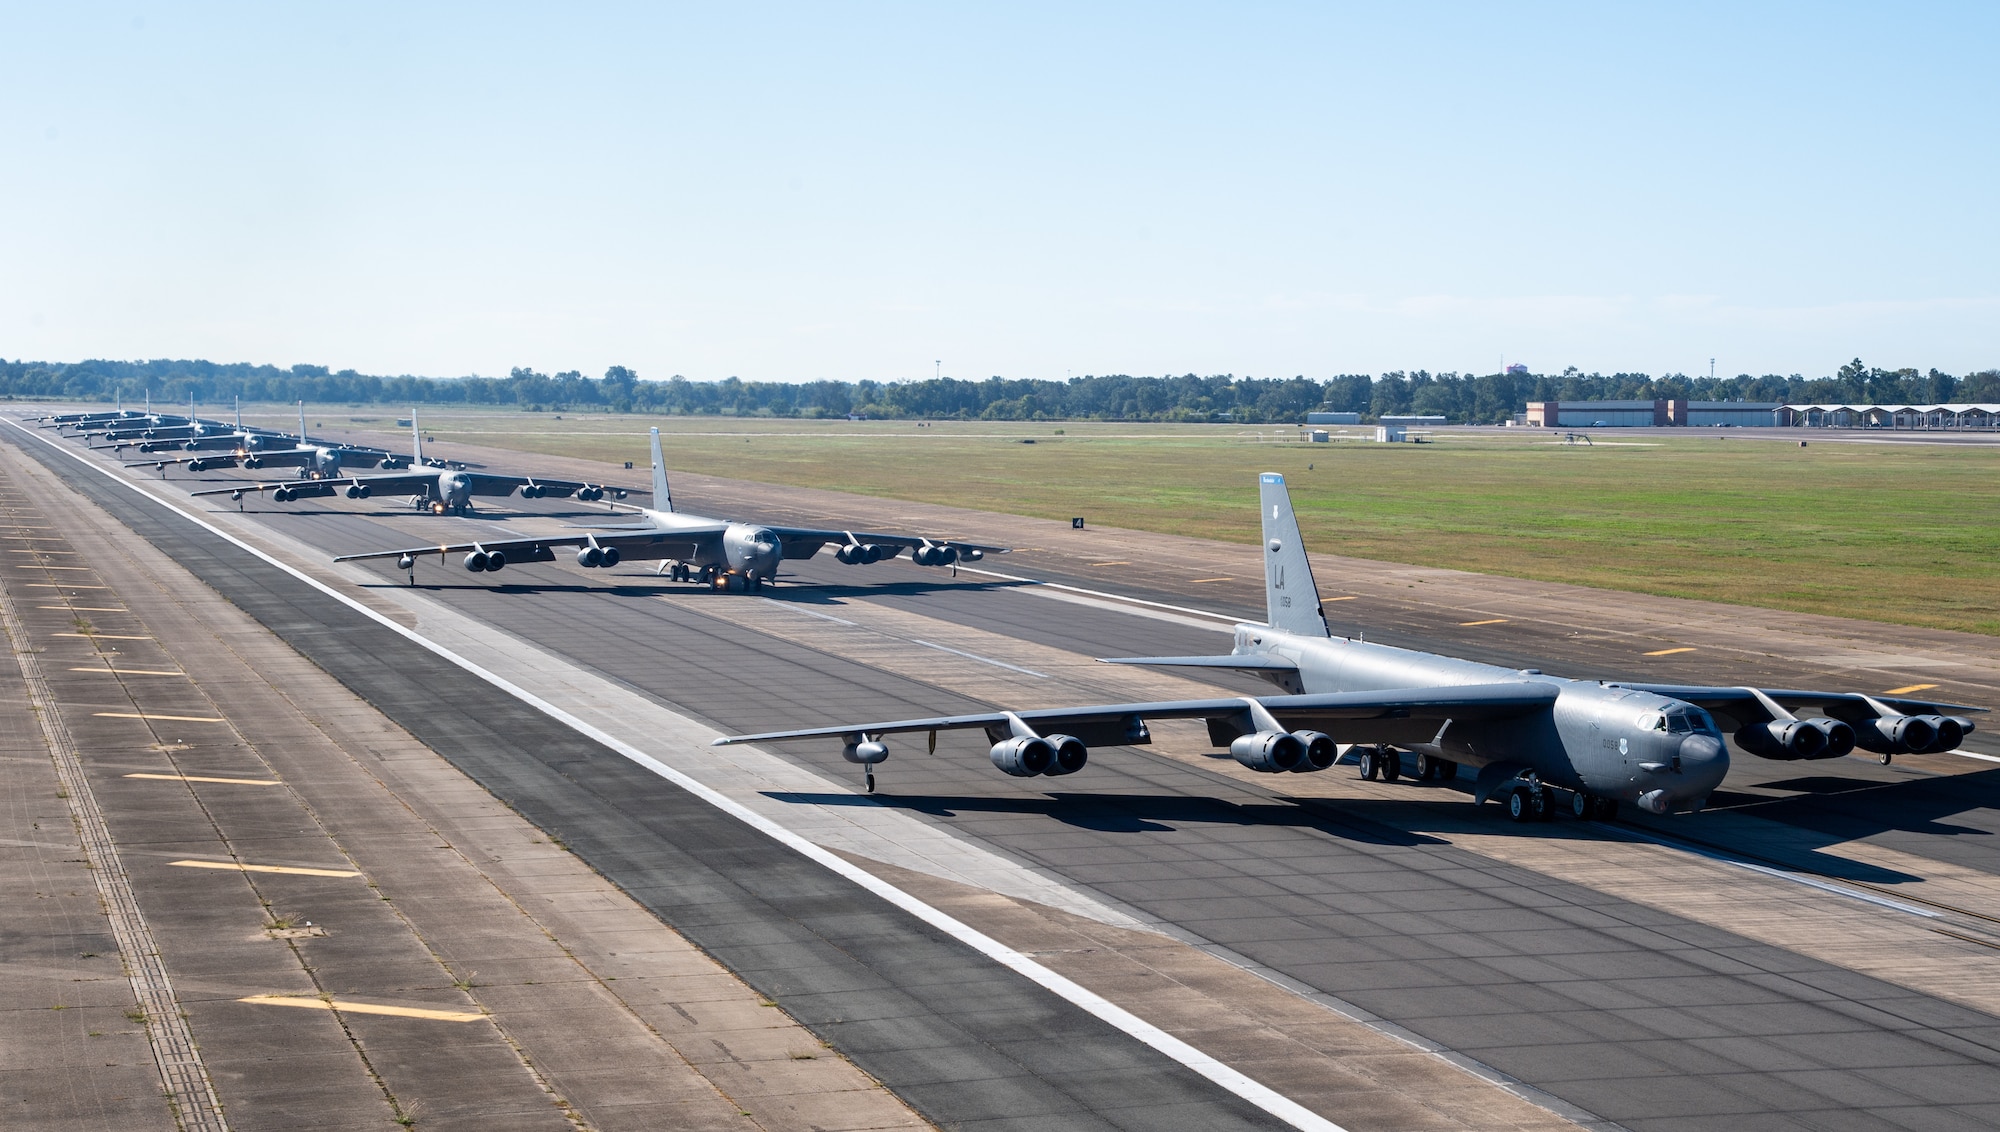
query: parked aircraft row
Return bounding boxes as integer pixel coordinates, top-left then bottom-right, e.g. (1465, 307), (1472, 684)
(42, 404), (1985, 823)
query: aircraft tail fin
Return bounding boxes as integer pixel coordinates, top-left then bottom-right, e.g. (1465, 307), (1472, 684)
(234, 396), (241, 430)
(650, 428), (673, 511)
(298, 401), (308, 441)
(411, 409), (424, 464)
(1258, 472), (1329, 638)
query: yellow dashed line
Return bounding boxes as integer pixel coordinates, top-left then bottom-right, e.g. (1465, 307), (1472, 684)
(1460, 619), (1508, 627)
(1189, 577), (1233, 584)
(70, 666), (182, 677)
(1644, 647), (1698, 656)
(238, 995), (483, 1022)
(1089, 561), (1130, 567)
(1886, 683), (1939, 695)
(126, 773), (279, 786)
(169, 860), (360, 878)
(95, 711), (224, 723)
(1324, 596), (1358, 602)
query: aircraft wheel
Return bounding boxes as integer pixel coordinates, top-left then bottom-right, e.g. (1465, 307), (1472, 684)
(747, 575), (763, 592)
(1414, 752), (1436, 780)
(1878, 752), (1893, 766)
(1507, 786), (1536, 823)
(1379, 750), (1401, 782)
(1571, 791), (1593, 820)
(1357, 748), (1380, 781)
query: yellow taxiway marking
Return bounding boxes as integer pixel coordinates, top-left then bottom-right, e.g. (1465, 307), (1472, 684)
(1324, 596), (1358, 602)
(70, 666), (182, 677)
(95, 711), (224, 723)
(1644, 647), (1698, 656)
(28, 583), (106, 589)
(35, 566), (94, 571)
(1089, 561), (1131, 567)
(1460, 618), (1509, 627)
(41, 606), (125, 612)
(127, 773), (278, 786)
(1886, 683), (1939, 695)
(1189, 577), (1233, 584)
(170, 860), (360, 878)
(238, 995), (483, 1022)
(58, 632), (151, 640)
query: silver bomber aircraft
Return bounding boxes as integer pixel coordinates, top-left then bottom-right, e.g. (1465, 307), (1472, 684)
(125, 402), (403, 475)
(190, 411), (624, 513)
(717, 472), (1982, 812)
(328, 427), (1007, 592)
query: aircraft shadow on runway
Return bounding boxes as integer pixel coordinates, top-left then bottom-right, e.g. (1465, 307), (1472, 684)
(761, 789), (1447, 847)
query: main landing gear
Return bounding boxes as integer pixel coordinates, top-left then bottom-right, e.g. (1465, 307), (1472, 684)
(1356, 745), (1455, 784)
(1505, 781), (1617, 824)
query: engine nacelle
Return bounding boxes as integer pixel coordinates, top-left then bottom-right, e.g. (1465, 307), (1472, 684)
(397, 554), (415, 571)
(243, 456), (262, 469)
(1920, 715), (1968, 753)
(1043, 734), (1088, 776)
(835, 544), (863, 565)
(1855, 714), (1937, 756)
(842, 739), (889, 765)
(1733, 716), (1853, 761)
(273, 487), (294, 502)
(464, 552), (488, 572)
(522, 484), (543, 499)
(486, 550), (506, 571)
(1288, 730), (1338, 772)
(599, 546), (619, 567)
(989, 736), (1055, 777)
(1230, 730), (1306, 773)
(576, 546), (603, 567)
(914, 545), (960, 567)
(185, 459), (205, 472)
(962, 548), (984, 561)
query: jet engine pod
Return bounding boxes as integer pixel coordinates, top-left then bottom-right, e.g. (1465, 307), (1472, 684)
(485, 550), (506, 572)
(522, 485), (542, 499)
(842, 739), (889, 765)
(1042, 734), (1088, 776)
(464, 551), (488, 572)
(345, 485), (361, 498)
(273, 487), (294, 502)
(1230, 730), (1306, 773)
(1289, 730), (1338, 772)
(397, 554), (415, 571)
(185, 459), (204, 472)
(1919, 715), (1967, 753)
(1803, 717), (1855, 759)
(599, 546), (619, 567)
(576, 547), (603, 567)
(990, 736), (1055, 777)
(914, 545), (957, 566)
(1733, 719), (1827, 761)
(835, 544), (860, 564)
(356, 485), (371, 499)
(962, 548), (984, 561)
(1857, 714), (1936, 755)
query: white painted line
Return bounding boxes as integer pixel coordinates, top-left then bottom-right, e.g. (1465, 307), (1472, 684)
(910, 639), (1051, 679)
(7, 416), (1349, 1132)
(1609, 826), (1940, 920)
(954, 563), (1243, 625)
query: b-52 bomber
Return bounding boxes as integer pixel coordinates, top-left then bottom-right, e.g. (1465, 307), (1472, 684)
(718, 472), (1982, 808)
(127, 402), (405, 477)
(192, 414), (624, 513)
(331, 428), (1005, 592)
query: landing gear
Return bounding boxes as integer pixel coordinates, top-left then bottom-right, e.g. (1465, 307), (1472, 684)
(1571, 791), (1592, 819)
(1507, 784), (1551, 823)
(1878, 752), (1894, 766)
(1413, 753), (1455, 782)
(864, 767), (876, 794)
(1379, 750), (1400, 782)
(1358, 746), (1381, 780)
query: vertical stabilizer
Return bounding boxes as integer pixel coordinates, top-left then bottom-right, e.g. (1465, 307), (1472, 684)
(298, 401), (308, 441)
(234, 396), (241, 431)
(650, 427), (674, 511)
(411, 410), (424, 464)
(189, 391), (197, 429)
(1258, 473), (1329, 637)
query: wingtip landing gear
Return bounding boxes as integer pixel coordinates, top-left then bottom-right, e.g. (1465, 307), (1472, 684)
(864, 767), (876, 794)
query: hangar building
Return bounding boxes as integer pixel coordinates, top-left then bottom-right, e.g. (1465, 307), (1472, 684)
(1525, 400), (1781, 427)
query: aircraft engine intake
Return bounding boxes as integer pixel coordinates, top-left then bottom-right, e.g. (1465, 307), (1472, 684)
(186, 459), (205, 471)
(1733, 716), (1853, 761)
(1288, 730), (1339, 772)
(486, 550), (506, 571)
(842, 739), (889, 765)
(274, 488), (294, 502)
(1921, 715), (1968, 753)
(1230, 730), (1306, 773)
(1857, 714), (1937, 755)
(599, 546), (619, 567)
(1043, 734), (1088, 776)
(577, 547), (603, 567)
(913, 545), (960, 567)
(989, 736), (1056, 777)
(464, 551), (487, 572)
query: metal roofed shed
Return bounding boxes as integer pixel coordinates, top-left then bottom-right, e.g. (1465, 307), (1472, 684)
(1778, 403), (2000, 429)
(1524, 400), (1781, 427)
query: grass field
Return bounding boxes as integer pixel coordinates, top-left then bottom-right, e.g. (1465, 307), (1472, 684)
(283, 409), (2000, 635)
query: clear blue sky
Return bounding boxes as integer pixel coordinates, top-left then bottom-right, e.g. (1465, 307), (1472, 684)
(4, 3), (1994, 383)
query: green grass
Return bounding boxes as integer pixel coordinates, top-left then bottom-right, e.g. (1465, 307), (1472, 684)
(287, 408), (2000, 635)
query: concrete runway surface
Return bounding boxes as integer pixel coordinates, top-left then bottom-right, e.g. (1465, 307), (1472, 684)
(11, 413), (2000, 1132)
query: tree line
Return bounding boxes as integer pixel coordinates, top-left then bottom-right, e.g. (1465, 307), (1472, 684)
(2, 356), (1994, 424)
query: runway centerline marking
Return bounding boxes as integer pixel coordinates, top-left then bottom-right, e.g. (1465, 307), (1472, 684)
(2, 413), (1385, 1132)
(1460, 618), (1508, 627)
(170, 860), (360, 878)
(238, 995), (483, 1022)
(1644, 647), (1697, 656)
(1886, 683), (1939, 694)
(96, 711), (226, 723)
(127, 773), (279, 786)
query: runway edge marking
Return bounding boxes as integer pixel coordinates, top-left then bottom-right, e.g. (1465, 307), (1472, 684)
(5, 416), (1349, 1132)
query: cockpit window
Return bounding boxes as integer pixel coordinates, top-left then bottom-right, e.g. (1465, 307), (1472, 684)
(1665, 712), (1693, 734)
(1637, 713), (1664, 731)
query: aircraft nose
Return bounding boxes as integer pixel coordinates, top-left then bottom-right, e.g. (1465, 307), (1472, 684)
(1679, 733), (1728, 792)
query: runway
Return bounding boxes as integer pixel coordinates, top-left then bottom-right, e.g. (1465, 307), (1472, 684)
(19, 415), (2000, 1132)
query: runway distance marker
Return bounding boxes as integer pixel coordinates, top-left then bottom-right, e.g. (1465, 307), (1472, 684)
(127, 772), (278, 786)
(97, 712), (225, 723)
(170, 859), (360, 878)
(7, 418), (1349, 1132)
(238, 995), (483, 1022)
(1886, 683), (1939, 695)
(1644, 647), (1697, 656)
(1459, 618), (1508, 627)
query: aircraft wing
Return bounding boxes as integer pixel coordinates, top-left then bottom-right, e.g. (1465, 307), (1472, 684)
(1100, 654), (1299, 674)
(763, 525), (1010, 560)
(715, 681), (1558, 750)
(1623, 684), (1985, 728)
(190, 470), (443, 498)
(331, 523), (729, 565)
